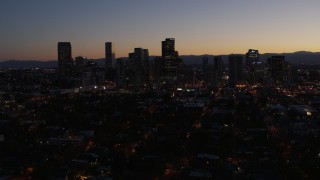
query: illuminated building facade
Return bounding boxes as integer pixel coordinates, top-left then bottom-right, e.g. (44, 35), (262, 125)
(245, 49), (262, 83)
(246, 49), (259, 67)
(162, 38), (178, 81)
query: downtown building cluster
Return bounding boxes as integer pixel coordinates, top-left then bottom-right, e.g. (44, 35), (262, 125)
(58, 38), (181, 88)
(58, 39), (293, 90)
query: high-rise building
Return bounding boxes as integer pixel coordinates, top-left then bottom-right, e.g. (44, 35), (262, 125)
(245, 49), (262, 83)
(128, 48), (149, 85)
(162, 38), (178, 81)
(252, 62), (266, 83)
(267, 56), (291, 83)
(105, 42), (116, 80)
(75, 56), (87, 65)
(74, 56), (88, 74)
(202, 56), (209, 82)
(143, 49), (149, 82)
(105, 42), (115, 69)
(116, 58), (125, 85)
(246, 49), (259, 66)
(58, 42), (73, 74)
(75, 56), (88, 67)
(213, 55), (224, 85)
(228, 55), (243, 83)
(152, 57), (162, 82)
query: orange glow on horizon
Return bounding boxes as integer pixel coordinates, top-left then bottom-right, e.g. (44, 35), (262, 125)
(1, 38), (320, 60)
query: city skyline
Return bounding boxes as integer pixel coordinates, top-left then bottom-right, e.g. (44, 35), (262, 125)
(1, 0), (320, 60)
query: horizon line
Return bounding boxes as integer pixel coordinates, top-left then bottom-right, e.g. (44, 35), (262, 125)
(1, 50), (320, 62)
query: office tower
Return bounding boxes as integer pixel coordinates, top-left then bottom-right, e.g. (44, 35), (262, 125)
(128, 48), (149, 85)
(105, 42), (116, 80)
(116, 58), (125, 85)
(105, 42), (115, 69)
(252, 62), (266, 83)
(268, 56), (285, 82)
(245, 49), (261, 83)
(228, 55), (243, 83)
(75, 56), (88, 66)
(213, 55), (223, 84)
(162, 38), (178, 81)
(267, 56), (291, 83)
(74, 56), (88, 74)
(81, 60), (105, 87)
(246, 49), (259, 66)
(153, 57), (162, 82)
(58, 42), (73, 74)
(143, 49), (149, 82)
(202, 56), (209, 82)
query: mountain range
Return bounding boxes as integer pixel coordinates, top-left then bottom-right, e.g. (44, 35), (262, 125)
(0, 51), (319, 68)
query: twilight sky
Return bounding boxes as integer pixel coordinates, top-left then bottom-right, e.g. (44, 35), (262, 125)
(0, 0), (319, 60)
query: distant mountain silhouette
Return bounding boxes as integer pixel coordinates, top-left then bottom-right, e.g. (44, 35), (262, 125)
(1, 51), (319, 68)
(260, 52), (320, 64)
(0, 60), (57, 68)
(179, 52), (320, 65)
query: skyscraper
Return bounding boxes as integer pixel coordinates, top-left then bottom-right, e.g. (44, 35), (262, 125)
(128, 48), (149, 85)
(228, 55), (243, 83)
(105, 42), (115, 69)
(74, 56), (88, 73)
(105, 42), (116, 80)
(267, 56), (291, 83)
(162, 38), (178, 81)
(75, 56), (88, 67)
(116, 58), (125, 85)
(152, 57), (162, 82)
(58, 42), (73, 74)
(252, 62), (266, 83)
(246, 49), (261, 83)
(202, 56), (209, 82)
(213, 55), (223, 84)
(246, 49), (259, 66)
